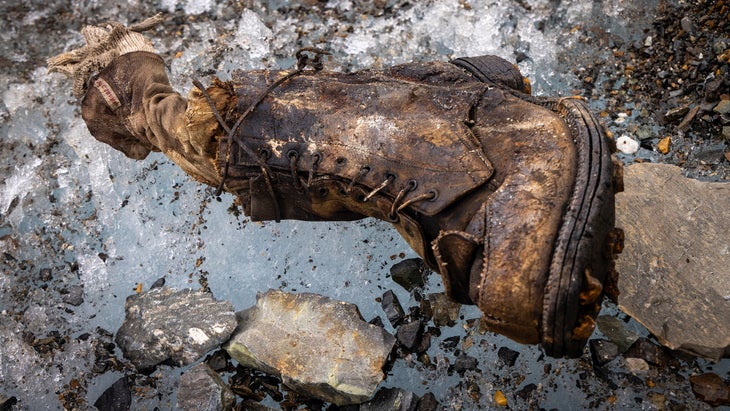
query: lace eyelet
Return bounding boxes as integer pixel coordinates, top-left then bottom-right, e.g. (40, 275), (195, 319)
(287, 149), (299, 159)
(427, 189), (439, 201)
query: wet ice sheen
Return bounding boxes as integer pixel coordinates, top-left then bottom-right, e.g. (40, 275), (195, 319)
(1, 0), (728, 409)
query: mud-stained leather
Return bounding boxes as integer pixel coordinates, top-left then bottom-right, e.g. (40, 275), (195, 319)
(221, 69), (494, 217)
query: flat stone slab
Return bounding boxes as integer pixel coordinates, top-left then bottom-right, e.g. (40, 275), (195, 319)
(115, 287), (237, 371)
(225, 290), (395, 406)
(616, 163), (730, 361)
(177, 363), (236, 411)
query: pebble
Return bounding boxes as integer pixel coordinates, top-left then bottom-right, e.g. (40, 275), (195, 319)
(416, 392), (439, 411)
(589, 339), (619, 367)
(381, 290), (406, 327)
(451, 354), (479, 375)
(624, 337), (670, 367)
(93, 377), (131, 411)
(390, 258), (426, 291)
(657, 136), (671, 154)
(624, 357), (650, 375)
(713, 100), (730, 115)
(62, 285), (84, 306)
(722, 126), (730, 140)
(396, 320), (423, 351)
(426, 293), (461, 327)
(359, 387), (419, 411)
(497, 346), (520, 367)
(494, 390), (508, 407)
(689, 373), (730, 407)
(616, 135), (640, 154)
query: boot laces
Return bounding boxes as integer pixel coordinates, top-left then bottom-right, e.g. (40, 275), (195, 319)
(194, 47), (330, 222)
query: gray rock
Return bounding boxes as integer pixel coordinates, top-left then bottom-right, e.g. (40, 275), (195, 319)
(93, 377), (131, 411)
(381, 290), (405, 327)
(115, 287), (237, 371)
(390, 258), (426, 291)
(713, 100), (730, 115)
(176, 363), (235, 411)
(359, 387), (419, 411)
(595, 315), (640, 352)
(589, 339), (620, 367)
(62, 285), (84, 306)
(224, 290), (396, 406)
(616, 163), (730, 360)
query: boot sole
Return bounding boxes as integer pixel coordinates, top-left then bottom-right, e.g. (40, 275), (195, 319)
(539, 97), (616, 357)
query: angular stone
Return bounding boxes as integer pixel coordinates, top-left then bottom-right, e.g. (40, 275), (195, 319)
(396, 320), (423, 351)
(359, 387), (419, 411)
(689, 373), (730, 407)
(416, 392), (439, 411)
(497, 346), (520, 367)
(616, 164), (730, 361)
(390, 258), (427, 291)
(115, 287), (237, 371)
(93, 377), (131, 411)
(589, 339), (619, 367)
(427, 293), (461, 327)
(176, 363), (236, 411)
(595, 316), (639, 353)
(62, 285), (84, 306)
(224, 290), (396, 406)
(624, 337), (670, 367)
(451, 354), (478, 375)
(381, 290), (406, 327)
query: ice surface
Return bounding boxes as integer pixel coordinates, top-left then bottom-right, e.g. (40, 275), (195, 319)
(1, 0), (728, 409)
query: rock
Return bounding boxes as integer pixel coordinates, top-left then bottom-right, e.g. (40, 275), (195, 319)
(713, 99), (730, 115)
(497, 346), (519, 367)
(722, 126), (730, 140)
(396, 320), (423, 351)
(205, 350), (230, 372)
(176, 363), (236, 411)
(427, 293), (461, 327)
(595, 315), (640, 352)
(416, 392), (439, 411)
(616, 135), (639, 154)
(493, 390), (508, 407)
(451, 354), (478, 375)
(115, 287), (237, 371)
(224, 290), (395, 406)
(62, 285), (84, 306)
(381, 290), (406, 327)
(359, 387), (419, 411)
(390, 258), (427, 291)
(616, 164), (730, 360)
(689, 373), (730, 407)
(623, 357), (650, 375)
(664, 105), (690, 122)
(0, 394), (17, 411)
(589, 339), (619, 367)
(93, 377), (131, 411)
(624, 338), (670, 367)
(657, 136), (671, 154)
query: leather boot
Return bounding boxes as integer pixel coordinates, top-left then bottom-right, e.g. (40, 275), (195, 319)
(209, 55), (622, 357)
